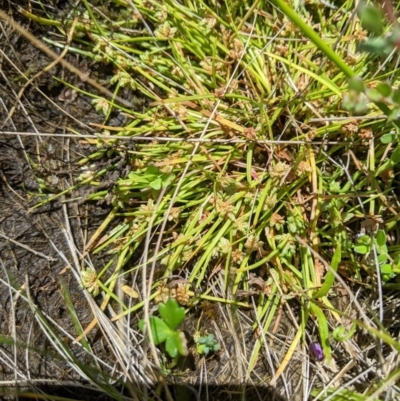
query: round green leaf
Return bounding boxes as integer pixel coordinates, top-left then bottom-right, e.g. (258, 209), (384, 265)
(376, 82), (392, 98)
(381, 264), (393, 275)
(367, 88), (383, 102)
(354, 244), (369, 254)
(377, 253), (388, 264)
(392, 89), (400, 105)
(348, 77), (365, 93)
(358, 3), (384, 35)
(381, 133), (396, 144)
(375, 230), (386, 247)
(197, 343), (206, 355)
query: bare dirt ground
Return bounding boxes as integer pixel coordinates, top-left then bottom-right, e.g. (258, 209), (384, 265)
(0, 2), (120, 398)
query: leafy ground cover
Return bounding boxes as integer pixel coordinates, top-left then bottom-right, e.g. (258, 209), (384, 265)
(1, 0), (400, 400)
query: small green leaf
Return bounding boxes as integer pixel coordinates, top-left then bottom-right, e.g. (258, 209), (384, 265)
(381, 264), (393, 275)
(357, 235), (371, 244)
(375, 230), (386, 247)
(381, 264), (394, 282)
(195, 333), (220, 355)
(139, 316), (171, 344)
(197, 343), (205, 354)
(165, 332), (179, 358)
(149, 177), (162, 190)
(329, 180), (341, 193)
(176, 331), (188, 355)
(377, 253), (388, 264)
(392, 89), (400, 105)
(391, 146), (400, 164)
(145, 165), (161, 177)
(342, 91), (368, 112)
(376, 243), (387, 255)
(332, 322), (356, 342)
(381, 133), (396, 144)
(354, 244), (369, 254)
(358, 38), (393, 56)
(165, 331), (188, 357)
(367, 88), (383, 102)
(158, 298), (185, 330)
(348, 76), (365, 93)
(358, 3), (384, 35)
(388, 108), (400, 121)
(376, 82), (392, 98)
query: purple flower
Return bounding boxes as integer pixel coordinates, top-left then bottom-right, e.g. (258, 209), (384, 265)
(310, 342), (324, 361)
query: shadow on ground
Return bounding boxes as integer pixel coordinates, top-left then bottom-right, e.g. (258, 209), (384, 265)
(4, 383), (288, 401)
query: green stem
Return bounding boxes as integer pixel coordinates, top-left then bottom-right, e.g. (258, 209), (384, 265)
(269, 0), (355, 78)
(270, 0), (400, 130)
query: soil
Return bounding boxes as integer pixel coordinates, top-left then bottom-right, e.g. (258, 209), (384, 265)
(0, 1), (120, 398)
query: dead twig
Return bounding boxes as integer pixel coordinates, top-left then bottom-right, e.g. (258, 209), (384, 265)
(2, 17), (79, 128)
(0, 9), (134, 115)
(0, 231), (57, 262)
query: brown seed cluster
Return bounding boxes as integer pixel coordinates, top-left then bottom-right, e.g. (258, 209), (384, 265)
(155, 282), (190, 305)
(357, 128), (373, 145)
